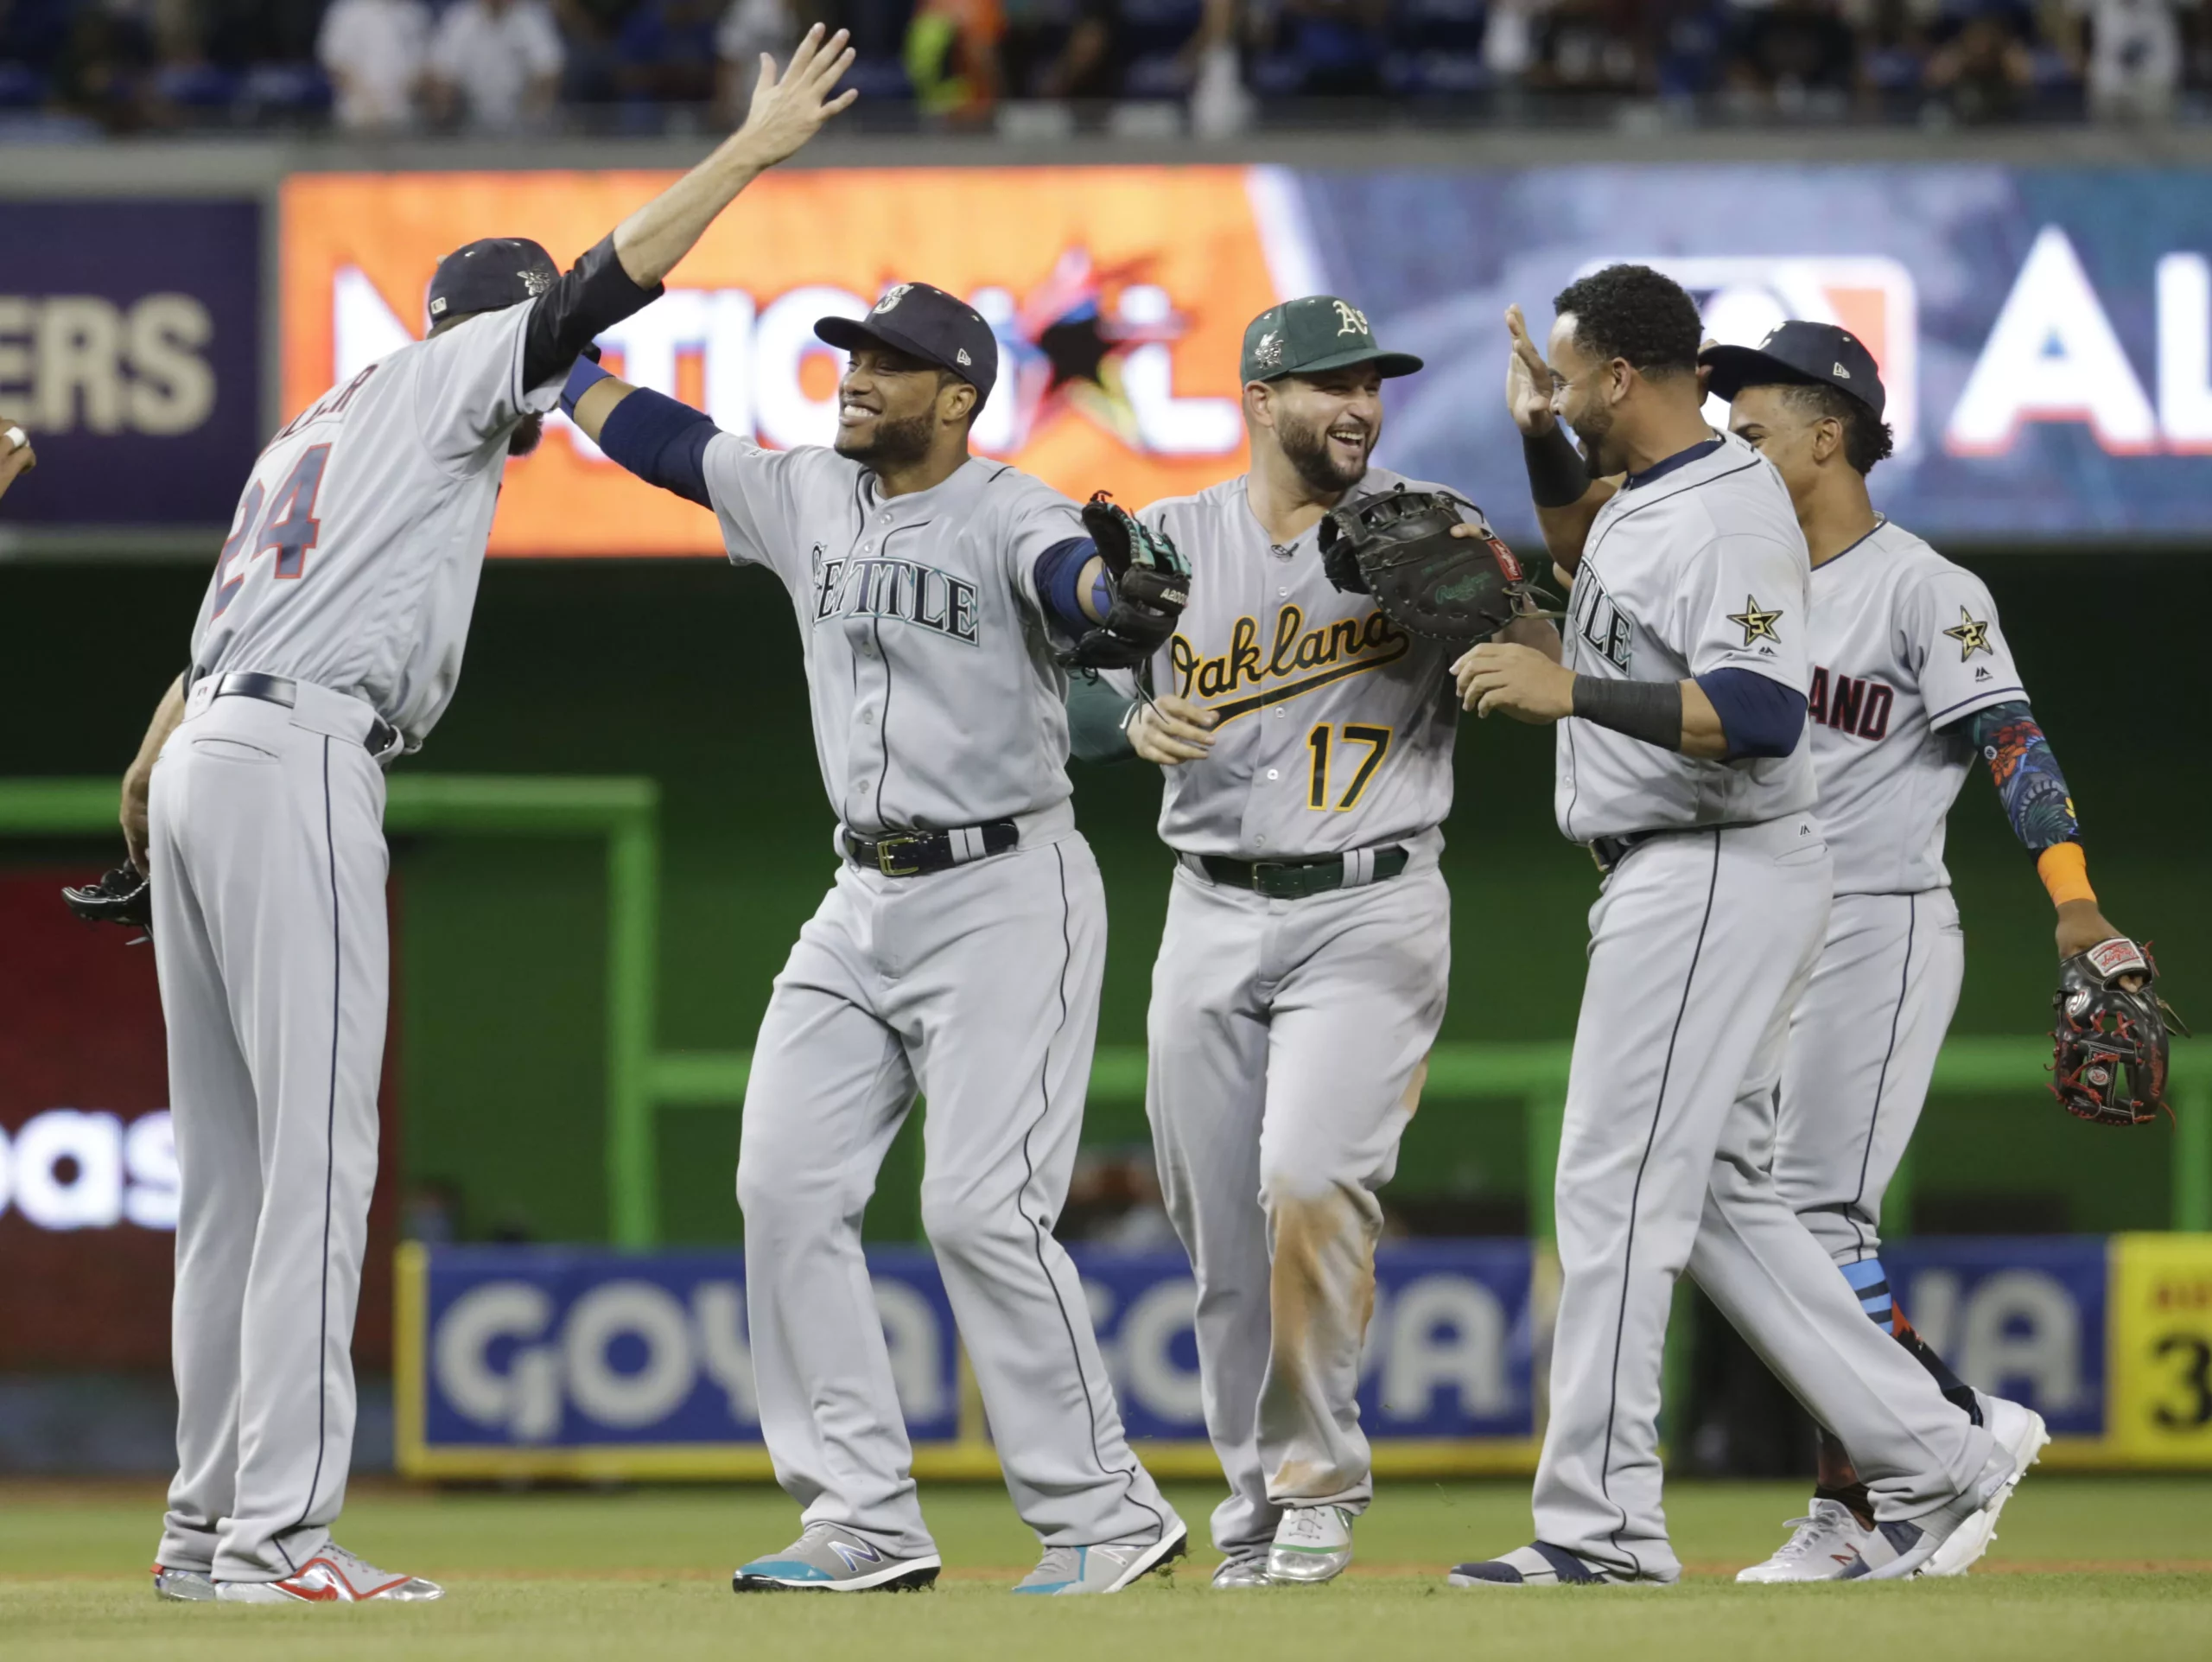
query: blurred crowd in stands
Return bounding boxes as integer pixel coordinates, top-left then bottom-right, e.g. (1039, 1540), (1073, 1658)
(1, 0), (2204, 136)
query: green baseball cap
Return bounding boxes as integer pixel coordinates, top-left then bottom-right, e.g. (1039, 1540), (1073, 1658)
(1241, 295), (1424, 385)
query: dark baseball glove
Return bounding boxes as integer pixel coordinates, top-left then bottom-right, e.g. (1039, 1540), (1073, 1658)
(1054, 493), (1192, 672)
(63, 862), (152, 939)
(1319, 487), (1535, 645)
(2050, 937), (2187, 1126)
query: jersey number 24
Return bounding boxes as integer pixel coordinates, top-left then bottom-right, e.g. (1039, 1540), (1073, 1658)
(212, 444), (331, 618)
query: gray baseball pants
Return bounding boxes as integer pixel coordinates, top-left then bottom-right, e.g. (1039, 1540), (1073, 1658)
(1535, 817), (1995, 1582)
(1777, 888), (1965, 1266)
(148, 681), (390, 1582)
(1147, 844), (1448, 1562)
(736, 824), (1179, 1557)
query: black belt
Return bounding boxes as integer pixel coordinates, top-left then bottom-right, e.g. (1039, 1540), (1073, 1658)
(207, 671), (401, 758)
(844, 820), (1018, 878)
(1588, 831), (1661, 876)
(1197, 845), (1408, 901)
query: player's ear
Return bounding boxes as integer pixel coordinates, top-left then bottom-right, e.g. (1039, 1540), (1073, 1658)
(938, 378), (978, 429)
(1813, 415), (1844, 465)
(1243, 381), (1274, 432)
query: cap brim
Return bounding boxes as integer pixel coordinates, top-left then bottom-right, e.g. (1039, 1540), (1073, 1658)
(1255, 347), (1425, 383)
(1699, 344), (1830, 405)
(814, 315), (977, 385)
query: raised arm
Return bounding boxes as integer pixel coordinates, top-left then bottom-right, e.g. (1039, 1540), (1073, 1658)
(518, 27), (857, 391)
(1503, 303), (1614, 576)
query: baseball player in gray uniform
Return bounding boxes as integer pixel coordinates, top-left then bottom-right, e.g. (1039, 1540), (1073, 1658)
(565, 280), (1191, 1592)
(1698, 322), (2130, 1578)
(112, 29), (861, 1604)
(1441, 266), (2012, 1587)
(1070, 296), (1556, 1588)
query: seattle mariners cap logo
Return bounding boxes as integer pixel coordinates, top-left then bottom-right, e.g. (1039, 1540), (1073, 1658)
(1332, 301), (1370, 337)
(1253, 329), (1283, 368)
(874, 284), (912, 314)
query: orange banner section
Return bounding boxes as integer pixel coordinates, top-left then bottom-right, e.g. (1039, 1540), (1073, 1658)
(281, 169), (1279, 557)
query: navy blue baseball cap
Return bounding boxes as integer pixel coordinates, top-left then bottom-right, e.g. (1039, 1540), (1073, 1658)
(1700, 321), (1885, 418)
(427, 237), (560, 326)
(816, 283), (999, 406)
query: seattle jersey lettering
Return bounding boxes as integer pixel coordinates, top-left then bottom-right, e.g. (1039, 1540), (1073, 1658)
(1168, 603), (1408, 719)
(1568, 566), (1635, 671)
(811, 554), (981, 646)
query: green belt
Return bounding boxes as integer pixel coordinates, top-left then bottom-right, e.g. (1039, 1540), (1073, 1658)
(1194, 845), (1410, 901)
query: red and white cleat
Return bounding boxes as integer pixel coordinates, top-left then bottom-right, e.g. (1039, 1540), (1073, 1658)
(215, 1543), (443, 1603)
(153, 1562), (219, 1601)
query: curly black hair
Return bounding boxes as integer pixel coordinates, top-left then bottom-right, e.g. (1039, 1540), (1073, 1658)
(1552, 264), (1703, 378)
(1779, 381), (1896, 474)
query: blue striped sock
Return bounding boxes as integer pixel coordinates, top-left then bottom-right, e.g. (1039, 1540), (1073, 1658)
(1839, 1258), (1893, 1328)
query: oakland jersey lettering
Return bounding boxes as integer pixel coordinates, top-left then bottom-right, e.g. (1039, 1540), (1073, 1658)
(812, 553), (981, 646)
(1807, 667), (1895, 742)
(1167, 602), (1408, 721)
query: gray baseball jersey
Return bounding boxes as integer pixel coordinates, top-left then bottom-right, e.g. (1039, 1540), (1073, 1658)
(1556, 432), (1817, 842)
(152, 304), (556, 1583)
(698, 436), (1179, 1557)
(701, 442), (1084, 836)
(1135, 468), (1464, 859)
(189, 302), (562, 752)
(1805, 519), (2025, 895)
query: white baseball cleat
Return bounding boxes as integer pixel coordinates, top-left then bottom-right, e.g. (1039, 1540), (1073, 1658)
(1211, 1555), (1274, 1589)
(1735, 1498), (1878, 1582)
(215, 1543), (443, 1602)
(1266, 1505), (1354, 1585)
(152, 1563), (218, 1602)
(1919, 1395), (2049, 1578)
(1011, 1520), (1188, 1595)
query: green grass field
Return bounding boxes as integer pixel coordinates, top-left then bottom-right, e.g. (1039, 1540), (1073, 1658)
(6, 1476), (2210, 1661)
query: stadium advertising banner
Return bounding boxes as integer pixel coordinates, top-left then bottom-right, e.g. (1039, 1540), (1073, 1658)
(0, 200), (263, 528)
(395, 1240), (1540, 1478)
(280, 165), (2212, 555)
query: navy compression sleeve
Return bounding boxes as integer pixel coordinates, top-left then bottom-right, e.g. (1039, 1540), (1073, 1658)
(1697, 668), (1807, 761)
(1032, 537), (1110, 636)
(596, 385), (715, 508)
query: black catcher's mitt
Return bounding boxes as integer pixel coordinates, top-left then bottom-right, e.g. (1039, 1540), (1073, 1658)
(63, 863), (152, 939)
(1055, 493), (1192, 672)
(2050, 937), (2186, 1126)
(1319, 487), (1533, 645)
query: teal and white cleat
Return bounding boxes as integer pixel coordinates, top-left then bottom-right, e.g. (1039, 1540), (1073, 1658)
(1267, 1506), (1354, 1585)
(733, 1523), (940, 1593)
(1012, 1522), (1188, 1595)
(152, 1563), (218, 1602)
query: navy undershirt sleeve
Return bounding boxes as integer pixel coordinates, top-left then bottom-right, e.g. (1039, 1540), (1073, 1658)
(1032, 537), (1105, 636)
(595, 385), (716, 509)
(1696, 667), (1808, 761)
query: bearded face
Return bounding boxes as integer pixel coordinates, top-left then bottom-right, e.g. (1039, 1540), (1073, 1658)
(833, 408), (936, 468)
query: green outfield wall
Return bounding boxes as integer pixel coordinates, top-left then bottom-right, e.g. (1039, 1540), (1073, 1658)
(8, 549), (2199, 1245)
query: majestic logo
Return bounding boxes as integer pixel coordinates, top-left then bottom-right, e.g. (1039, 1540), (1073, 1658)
(1569, 567), (1636, 672)
(1168, 603), (1409, 724)
(1808, 667), (1893, 741)
(1943, 607), (1993, 659)
(1253, 329), (1283, 369)
(874, 283), (912, 314)
(812, 556), (980, 646)
(1727, 595), (1783, 647)
(1332, 301), (1370, 337)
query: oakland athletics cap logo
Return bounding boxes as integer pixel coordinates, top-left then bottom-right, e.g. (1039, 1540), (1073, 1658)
(1333, 301), (1370, 337)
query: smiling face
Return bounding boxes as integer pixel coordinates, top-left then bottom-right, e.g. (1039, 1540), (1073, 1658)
(834, 344), (975, 468)
(1253, 365), (1385, 495)
(1545, 312), (1626, 475)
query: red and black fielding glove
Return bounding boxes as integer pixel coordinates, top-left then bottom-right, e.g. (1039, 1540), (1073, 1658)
(2050, 937), (2186, 1126)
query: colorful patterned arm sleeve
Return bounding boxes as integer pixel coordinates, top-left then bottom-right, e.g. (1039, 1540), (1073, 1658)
(1964, 699), (2082, 852)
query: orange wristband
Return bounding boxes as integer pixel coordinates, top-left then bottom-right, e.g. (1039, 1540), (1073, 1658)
(2037, 841), (2096, 908)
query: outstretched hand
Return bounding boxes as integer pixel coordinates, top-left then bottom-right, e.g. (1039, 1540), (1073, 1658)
(0, 424), (35, 502)
(1504, 305), (1554, 436)
(737, 24), (859, 168)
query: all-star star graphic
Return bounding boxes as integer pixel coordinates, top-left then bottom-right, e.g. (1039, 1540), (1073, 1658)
(1943, 606), (1993, 659)
(1727, 595), (1783, 647)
